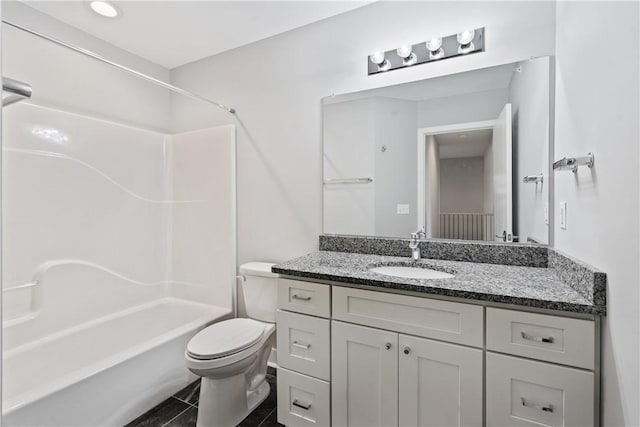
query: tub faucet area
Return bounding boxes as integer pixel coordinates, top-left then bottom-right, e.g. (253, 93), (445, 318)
(409, 229), (426, 261)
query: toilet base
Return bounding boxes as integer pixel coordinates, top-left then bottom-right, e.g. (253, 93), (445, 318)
(195, 372), (270, 427)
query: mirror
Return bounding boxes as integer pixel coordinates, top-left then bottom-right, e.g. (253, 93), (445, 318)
(323, 56), (553, 244)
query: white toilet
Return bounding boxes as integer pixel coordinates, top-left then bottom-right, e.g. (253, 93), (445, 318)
(185, 262), (278, 427)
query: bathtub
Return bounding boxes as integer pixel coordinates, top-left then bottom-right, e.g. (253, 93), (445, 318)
(3, 297), (230, 426)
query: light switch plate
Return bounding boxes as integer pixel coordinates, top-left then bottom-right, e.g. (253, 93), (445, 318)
(397, 204), (410, 215)
(544, 204), (549, 225)
(559, 202), (567, 230)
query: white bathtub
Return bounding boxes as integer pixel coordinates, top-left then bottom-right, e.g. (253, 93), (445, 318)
(3, 297), (230, 426)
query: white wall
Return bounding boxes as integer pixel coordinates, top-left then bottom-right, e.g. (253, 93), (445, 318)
(554, 2), (639, 426)
(417, 88), (508, 128)
(3, 1), (168, 81)
(509, 56), (551, 244)
(2, 22), (171, 132)
(170, 1), (557, 265)
(439, 157), (485, 213)
(374, 97), (417, 237)
(323, 98), (375, 235)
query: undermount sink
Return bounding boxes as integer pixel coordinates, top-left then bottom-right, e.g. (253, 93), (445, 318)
(368, 265), (455, 280)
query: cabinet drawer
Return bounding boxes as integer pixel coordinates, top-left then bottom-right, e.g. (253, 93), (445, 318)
(277, 310), (331, 380)
(277, 368), (331, 427)
(332, 286), (484, 347)
(486, 352), (594, 427)
(486, 308), (595, 369)
(278, 278), (330, 318)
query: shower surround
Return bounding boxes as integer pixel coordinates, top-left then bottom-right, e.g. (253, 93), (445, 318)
(2, 102), (236, 426)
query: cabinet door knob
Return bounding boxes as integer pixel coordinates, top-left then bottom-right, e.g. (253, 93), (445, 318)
(403, 347), (411, 355)
(385, 342), (392, 350)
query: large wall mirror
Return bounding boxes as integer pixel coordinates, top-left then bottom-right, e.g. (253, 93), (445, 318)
(323, 56), (553, 244)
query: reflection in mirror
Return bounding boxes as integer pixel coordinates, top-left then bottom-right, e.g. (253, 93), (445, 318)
(323, 56), (553, 244)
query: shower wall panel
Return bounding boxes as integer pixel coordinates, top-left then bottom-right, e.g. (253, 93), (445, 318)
(2, 102), (169, 335)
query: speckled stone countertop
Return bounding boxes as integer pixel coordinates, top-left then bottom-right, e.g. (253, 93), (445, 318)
(272, 251), (606, 315)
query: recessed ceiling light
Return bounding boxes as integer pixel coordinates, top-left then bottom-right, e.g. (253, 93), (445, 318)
(89, 1), (120, 18)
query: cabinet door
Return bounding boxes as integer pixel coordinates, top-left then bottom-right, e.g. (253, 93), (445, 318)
(399, 334), (483, 427)
(332, 321), (398, 427)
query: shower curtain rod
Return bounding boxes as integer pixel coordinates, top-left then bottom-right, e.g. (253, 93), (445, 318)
(2, 19), (235, 114)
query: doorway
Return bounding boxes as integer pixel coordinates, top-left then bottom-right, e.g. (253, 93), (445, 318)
(417, 104), (513, 242)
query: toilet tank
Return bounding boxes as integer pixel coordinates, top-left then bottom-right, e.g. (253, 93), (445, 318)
(239, 262), (279, 323)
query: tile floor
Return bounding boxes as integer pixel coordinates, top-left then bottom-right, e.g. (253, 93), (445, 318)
(125, 368), (282, 427)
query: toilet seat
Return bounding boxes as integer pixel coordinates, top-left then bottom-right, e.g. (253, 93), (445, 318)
(185, 322), (276, 371)
(187, 318), (266, 360)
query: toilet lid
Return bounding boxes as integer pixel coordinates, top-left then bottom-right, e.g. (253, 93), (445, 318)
(187, 318), (266, 360)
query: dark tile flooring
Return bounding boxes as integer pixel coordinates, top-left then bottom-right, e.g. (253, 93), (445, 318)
(125, 368), (283, 427)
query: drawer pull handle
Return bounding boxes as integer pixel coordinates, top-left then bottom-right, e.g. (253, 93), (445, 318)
(403, 346), (411, 355)
(521, 397), (554, 413)
(292, 294), (311, 301)
(521, 332), (555, 344)
(292, 341), (311, 350)
(292, 400), (312, 410)
(385, 342), (392, 350)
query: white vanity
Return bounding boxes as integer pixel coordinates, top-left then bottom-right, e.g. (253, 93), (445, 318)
(273, 248), (603, 427)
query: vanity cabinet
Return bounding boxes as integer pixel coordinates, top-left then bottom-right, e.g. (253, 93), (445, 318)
(276, 278), (599, 427)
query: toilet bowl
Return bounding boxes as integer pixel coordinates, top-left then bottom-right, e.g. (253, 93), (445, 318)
(185, 262), (278, 427)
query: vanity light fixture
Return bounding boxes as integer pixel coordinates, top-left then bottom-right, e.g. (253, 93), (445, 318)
(89, 1), (121, 18)
(369, 51), (391, 72)
(367, 27), (484, 75)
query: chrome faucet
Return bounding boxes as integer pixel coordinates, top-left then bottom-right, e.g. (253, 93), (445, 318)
(409, 228), (426, 261)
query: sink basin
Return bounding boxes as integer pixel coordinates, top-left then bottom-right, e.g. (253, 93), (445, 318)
(369, 265), (455, 280)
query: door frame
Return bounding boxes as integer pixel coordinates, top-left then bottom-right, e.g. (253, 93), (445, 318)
(417, 120), (496, 237)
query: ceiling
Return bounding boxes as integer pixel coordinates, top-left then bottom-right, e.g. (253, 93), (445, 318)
(20, 0), (371, 69)
(436, 129), (493, 159)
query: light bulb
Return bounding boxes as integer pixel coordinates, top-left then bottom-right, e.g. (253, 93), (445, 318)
(369, 52), (386, 65)
(426, 38), (442, 52)
(457, 30), (475, 46)
(89, 0), (120, 18)
(396, 44), (413, 59)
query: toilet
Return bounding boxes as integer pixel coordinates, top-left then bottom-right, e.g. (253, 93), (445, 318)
(185, 262), (278, 427)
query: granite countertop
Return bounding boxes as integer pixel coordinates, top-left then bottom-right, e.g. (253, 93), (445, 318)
(272, 251), (605, 315)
